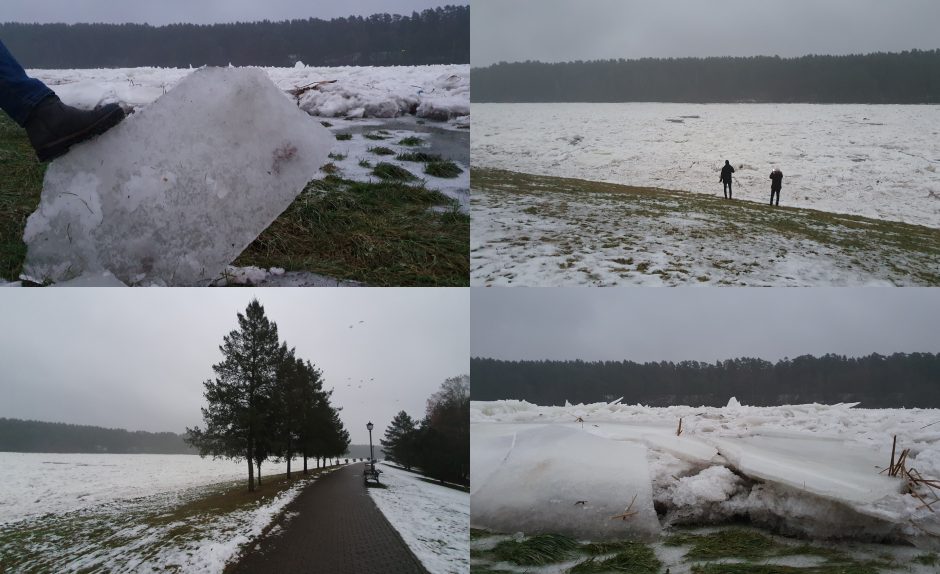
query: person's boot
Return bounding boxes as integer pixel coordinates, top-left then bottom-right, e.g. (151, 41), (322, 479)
(24, 95), (125, 162)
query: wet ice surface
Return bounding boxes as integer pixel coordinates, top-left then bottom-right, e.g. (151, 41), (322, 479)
(472, 425), (660, 541)
(471, 400), (940, 545)
(472, 103), (940, 229)
(23, 67), (333, 286)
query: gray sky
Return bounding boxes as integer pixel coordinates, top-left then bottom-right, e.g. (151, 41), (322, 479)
(471, 288), (940, 363)
(472, 0), (940, 67)
(1, 0), (461, 25)
(0, 289), (468, 443)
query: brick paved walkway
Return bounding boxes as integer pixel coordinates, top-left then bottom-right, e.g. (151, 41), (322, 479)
(229, 463), (429, 574)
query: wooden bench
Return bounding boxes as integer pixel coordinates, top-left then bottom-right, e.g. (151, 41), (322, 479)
(363, 464), (382, 485)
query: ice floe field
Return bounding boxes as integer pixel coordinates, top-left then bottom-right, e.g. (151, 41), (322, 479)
(471, 103), (940, 228)
(470, 399), (940, 573)
(0, 453), (344, 572)
(470, 103), (940, 287)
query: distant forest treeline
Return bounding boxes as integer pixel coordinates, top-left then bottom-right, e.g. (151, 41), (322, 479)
(0, 6), (469, 68)
(0, 418), (195, 454)
(0, 417), (383, 458)
(471, 50), (940, 103)
(471, 353), (940, 408)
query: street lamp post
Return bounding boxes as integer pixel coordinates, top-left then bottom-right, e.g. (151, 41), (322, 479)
(366, 421), (375, 473)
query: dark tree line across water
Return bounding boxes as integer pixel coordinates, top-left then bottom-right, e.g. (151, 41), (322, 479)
(471, 50), (940, 104)
(0, 418), (195, 454)
(471, 353), (940, 408)
(1, 6), (469, 68)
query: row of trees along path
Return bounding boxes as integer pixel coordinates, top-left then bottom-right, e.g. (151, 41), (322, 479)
(187, 299), (350, 491)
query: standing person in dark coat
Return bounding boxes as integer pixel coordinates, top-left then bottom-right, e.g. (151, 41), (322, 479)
(719, 160), (735, 199)
(769, 168), (783, 206)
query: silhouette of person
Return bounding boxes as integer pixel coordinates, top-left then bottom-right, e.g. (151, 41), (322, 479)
(719, 160), (735, 199)
(769, 168), (783, 206)
(1, 39), (124, 162)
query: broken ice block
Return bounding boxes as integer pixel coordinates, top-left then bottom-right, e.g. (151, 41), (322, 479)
(23, 67), (333, 286)
(471, 425), (660, 540)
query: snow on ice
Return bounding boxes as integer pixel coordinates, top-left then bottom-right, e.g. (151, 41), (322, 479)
(471, 399), (940, 546)
(22, 67), (333, 286)
(471, 425), (660, 541)
(30, 65), (470, 124)
(472, 103), (940, 229)
(367, 462), (469, 574)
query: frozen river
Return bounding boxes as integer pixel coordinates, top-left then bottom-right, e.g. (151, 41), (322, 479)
(471, 103), (940, 229)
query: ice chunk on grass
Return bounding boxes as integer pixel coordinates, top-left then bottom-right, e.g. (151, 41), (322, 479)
(23, 67), (332, 286)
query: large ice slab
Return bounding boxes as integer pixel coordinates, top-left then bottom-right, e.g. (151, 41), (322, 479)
(471, 425), (660, 540)
(23, 67), (333, 286)
(713, 435), (903, 505)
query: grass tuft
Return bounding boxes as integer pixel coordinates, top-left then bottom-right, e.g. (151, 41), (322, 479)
(0, 114), (46, 281)
(570, 542), (661, 574)
(425, 160), (463, 178)
(327, 152), (346, 161)
(398, 136), (424, 146)
(358, 159), (371, 168)
(320, 121), (333, 128)
(363, 132), (389, 140)
(491, 533), (579, 566)
(397, 151), (442, 163)
(236, 176), (468, 286)
(368, 146), (396, 156)
(372, 162), (417, 181)
(335, 133), (352, 141)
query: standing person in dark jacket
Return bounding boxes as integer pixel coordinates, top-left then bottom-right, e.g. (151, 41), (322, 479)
(769, 168), (783, 206)
(719, 160), (735, 199)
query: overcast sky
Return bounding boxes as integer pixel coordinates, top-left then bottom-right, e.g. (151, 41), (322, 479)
(0, 289), (468, 443)
(471, 288), (940, 363)
(472, 0), (940, 67)
(1, 0), (461, 25)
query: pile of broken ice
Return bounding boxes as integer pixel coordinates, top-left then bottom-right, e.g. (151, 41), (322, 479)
(471, 398), (940, 546)
(22, 67), (333, 286)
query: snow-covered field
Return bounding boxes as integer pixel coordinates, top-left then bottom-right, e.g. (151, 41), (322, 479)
(471, 399), (940, 547)
(368, 462), (469, 574)
(471, 103), (940, 229)
(470, 169), (940, 287)
(0, 453), (340, 572)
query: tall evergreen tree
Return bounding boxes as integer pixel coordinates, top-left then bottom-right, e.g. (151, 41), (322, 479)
(380, 410), (418, 469)
(186, 299), (282, 492)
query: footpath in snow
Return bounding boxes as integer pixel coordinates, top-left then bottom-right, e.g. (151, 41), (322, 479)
(367, 462), (470, 574)
(471, 399), (940, 546)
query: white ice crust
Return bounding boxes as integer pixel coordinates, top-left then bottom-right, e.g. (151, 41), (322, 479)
(471, 425), (660, 540)
(22, 67), (333, 285)
(472, 399), (940, 544)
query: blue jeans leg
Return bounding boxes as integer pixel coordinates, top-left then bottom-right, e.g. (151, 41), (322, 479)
(0, 39), (54, 127)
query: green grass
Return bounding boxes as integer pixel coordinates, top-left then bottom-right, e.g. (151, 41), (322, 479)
(690, 565), (882, 574)
(319, 121), (333, 128)
(364, 132), (389, 140)
(570, 543), (661, 574)
(914, 553), (939, 566)
(372, 162), (417, 181)
(368, 146), (396, 156)
(472, 167), (940, 285)
(491, 533), (580, 566)
(358, 159), (371, 168)
(398, 136), (424, 146)
(425, 160), (463, 178)
(335, 133), (352, 141)
(666, 529), (777, 560)
(235, 176), (469, 286)
(397, 151), (443, 162)
(327, 152), (346, 161)
(0, 113), (46, 280)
